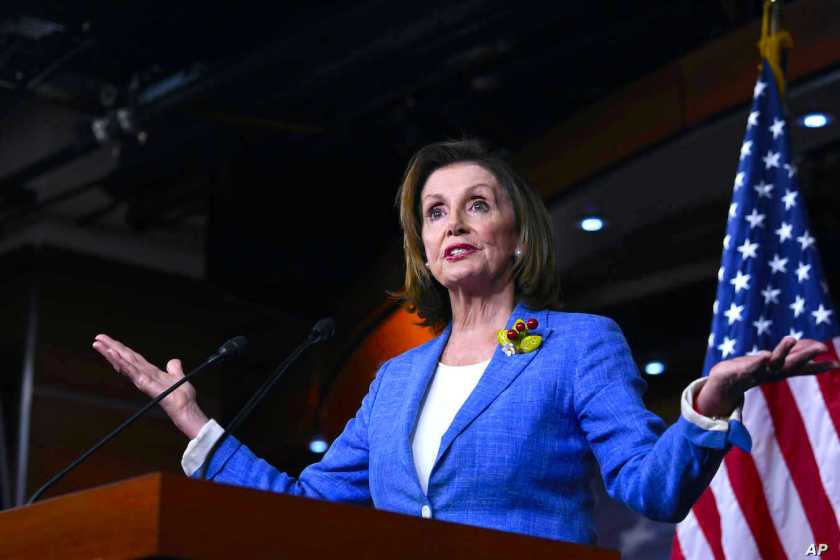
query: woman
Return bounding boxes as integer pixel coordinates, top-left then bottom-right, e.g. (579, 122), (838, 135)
(92, 139), (836, 544)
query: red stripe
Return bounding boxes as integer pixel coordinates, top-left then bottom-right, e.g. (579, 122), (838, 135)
(762, 380), (840, 549)
(816, 337), (840, 440)
(724, 449), (788, 559)
(671, 533), (686, 560)
(691, 488), (725, 560)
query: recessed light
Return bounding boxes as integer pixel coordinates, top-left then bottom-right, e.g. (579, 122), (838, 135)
(309, 437), (328, 454)
(644, 361), (666, 375)
(797, 112), (833, 129)
(579, 216), (605, 232)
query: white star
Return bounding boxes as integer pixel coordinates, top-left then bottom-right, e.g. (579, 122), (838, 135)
(812, 304), (833, 325)
(748, 111), (760, 128)
(754, 181), (774, 198)
(747, 345), (765, 356)
(718, 336), (737, 358)
(730, 270), (751, 293)
(761, 285), (781, 304)
(797, 230), (815, 250)
(790, 295), (806, 318)
(708, 333), (715, 348)
(768, 254), (788, 274)
(753, 315), (773, 336)
(784, 163), (797, 178)
(737, 239), (759, 260)
(734, 172), (745, 191)
(796, 261), (812, 282)
(754, 80), (767, 98)
(788, 327), (803, 340)
(740, 140), (753, 161)
(775, 222), (793, 243)
(745, 208), (766, 229)
(724, 302), (745, 325)
(769, 118), (785, 139)
(723, 234), (731, 249)
(763, 150), (781, 170)
(718, 266), (725, 281)
(781, 189), (798, 210)
(729, 202), (738, 219)
(713, 300), (719, 314)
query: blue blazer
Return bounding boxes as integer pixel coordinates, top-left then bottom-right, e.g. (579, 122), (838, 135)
(200, 303), (749, 544)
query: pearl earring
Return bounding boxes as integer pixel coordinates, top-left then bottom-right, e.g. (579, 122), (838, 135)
(514, 247), (523, 258)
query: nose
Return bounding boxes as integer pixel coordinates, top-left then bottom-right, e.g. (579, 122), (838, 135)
(446, 208), (468, 236)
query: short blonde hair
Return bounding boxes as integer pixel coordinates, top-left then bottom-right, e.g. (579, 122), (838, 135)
(393, 139), (561, 331)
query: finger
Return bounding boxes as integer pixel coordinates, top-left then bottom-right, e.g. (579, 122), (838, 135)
(166, 358), (184, 378)
(94, 334), (145, 366)
(93, 341), (123, 372)
(782, 344), (832, 374)
(768, 337), (797, 372)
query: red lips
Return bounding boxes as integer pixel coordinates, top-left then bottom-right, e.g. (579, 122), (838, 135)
(444, 243), (479, 260)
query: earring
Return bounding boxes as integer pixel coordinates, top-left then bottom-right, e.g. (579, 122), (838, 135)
(514, 247), (523, 258)
(424, 261), (430, 267)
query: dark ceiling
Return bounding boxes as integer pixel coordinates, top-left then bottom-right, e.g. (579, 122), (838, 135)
(0, 1), (790, 317)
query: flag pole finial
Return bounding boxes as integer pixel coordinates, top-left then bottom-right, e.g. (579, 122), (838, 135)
(759, 0), (793, 95)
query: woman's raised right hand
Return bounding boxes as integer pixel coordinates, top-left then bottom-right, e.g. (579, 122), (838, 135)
(92, 334), (209, 439)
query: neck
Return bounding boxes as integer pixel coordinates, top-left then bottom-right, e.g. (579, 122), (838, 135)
(447, 283), (515, 336)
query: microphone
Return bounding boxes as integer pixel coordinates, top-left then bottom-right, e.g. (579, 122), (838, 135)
(27, 336), (248, 504)
(198, 318), (334, 480)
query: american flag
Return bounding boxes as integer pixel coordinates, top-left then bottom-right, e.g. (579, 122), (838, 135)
(672, 60), (840, 559)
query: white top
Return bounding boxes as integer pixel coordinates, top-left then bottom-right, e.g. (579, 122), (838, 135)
(411, 359), (490, 495)
(181, 373), (740, 484)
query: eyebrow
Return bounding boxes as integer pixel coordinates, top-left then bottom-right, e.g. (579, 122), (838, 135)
(421, 183), (493, 203)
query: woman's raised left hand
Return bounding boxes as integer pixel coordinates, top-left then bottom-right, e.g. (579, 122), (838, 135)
(694, 336), (840, 418)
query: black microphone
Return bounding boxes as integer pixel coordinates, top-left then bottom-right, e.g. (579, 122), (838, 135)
(198, 318), (334, 480)
(28, 336), (248, 504)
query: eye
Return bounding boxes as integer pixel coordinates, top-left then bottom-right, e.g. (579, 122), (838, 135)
(427, 205), (444, 221)
(470, 199), (489, 212)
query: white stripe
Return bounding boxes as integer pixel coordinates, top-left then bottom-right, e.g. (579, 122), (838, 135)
(676, 508), (715, 560)
(709, 461), (762, 560)
(787, 375), (840, 526)
(833, 336), (840, 357)
(742, 387), (814, 558)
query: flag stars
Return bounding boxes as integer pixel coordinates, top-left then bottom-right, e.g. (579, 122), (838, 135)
(754, 80), (767, 98)
(745, 208), (766, 229)
(740, 140), (753, 161)
(718, 266), (725, 281)
(734, 172), (745, 191)
(747, 111), (760, 128)
(762, 150), (781, 170)
(768, 254), (788, 274)
(730, 270), (751, 293)
(713, 300), (719, 314)
(723, 234), (731, 249)
(708, 333), (715, 348)
(718, 336), (737, 358)
(775, 222), (793, 243)
(753, 315), (773, 336)
(796, 261), (812, 283)
(769, 118), (785, 139)
(784, 162), (797, 178)
(797, 230), (815, 250)
(788, 328), (804, 340)
(781, 189), (798, 210)
(753, 181), (773, 199)
(790, 295), (806, 318)
(724, 302), (745, 325)
(761, 285), (781, 304)
(812, 304), (833, 325)
(737, 239), (759, 260)
(747, 345), (764, 356)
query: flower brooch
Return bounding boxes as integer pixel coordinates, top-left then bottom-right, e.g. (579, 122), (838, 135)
(497, 318), (542, 357)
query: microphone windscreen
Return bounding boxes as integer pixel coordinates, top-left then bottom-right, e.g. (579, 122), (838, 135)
(311, 318), (336, 342)
(217, 335), (248, 358)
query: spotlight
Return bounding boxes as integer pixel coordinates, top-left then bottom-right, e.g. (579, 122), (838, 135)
(309, 437), (328, 454)
(797, 112), (833, 129)
(579, 216), (605, 232)
(644, 361), (666, 375)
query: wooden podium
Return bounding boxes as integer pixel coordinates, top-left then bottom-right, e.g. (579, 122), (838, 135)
(0, 472), (618, 559)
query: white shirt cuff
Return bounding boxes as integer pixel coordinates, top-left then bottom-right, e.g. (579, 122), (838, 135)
(181, 418), (225, 476)
(680, 377), (742, 431)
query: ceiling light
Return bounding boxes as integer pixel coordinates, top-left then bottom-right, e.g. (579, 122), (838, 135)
(644, 361), (666, 375)
(579, 216), (605, 232)
(309, 437), (328, 454)
(797, 112), (833, 129)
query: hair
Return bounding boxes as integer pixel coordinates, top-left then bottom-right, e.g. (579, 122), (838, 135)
(393, 138), (562, 331)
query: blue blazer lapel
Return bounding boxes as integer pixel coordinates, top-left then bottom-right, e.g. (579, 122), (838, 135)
(397, 323), (450, 492)
(433, 306), (553, 470)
